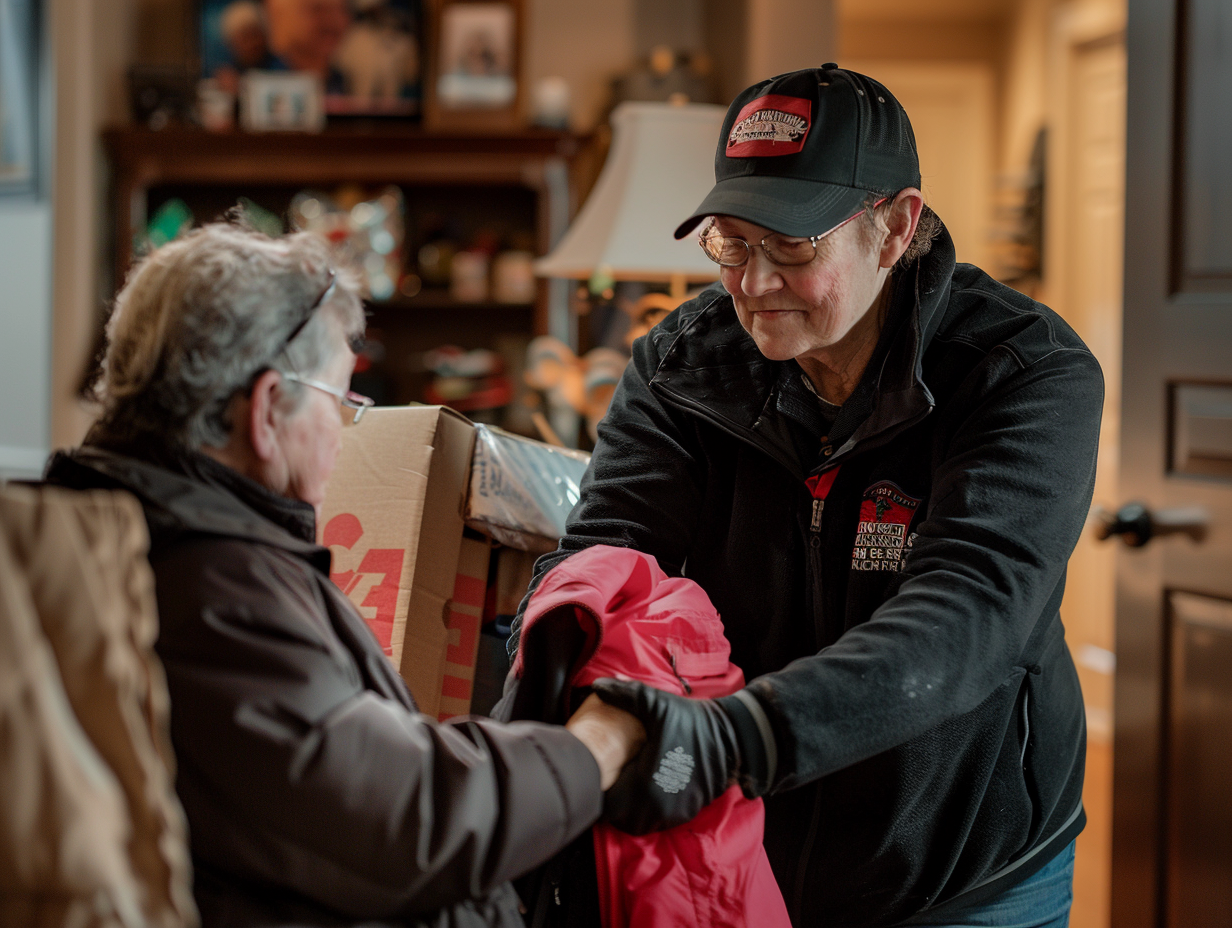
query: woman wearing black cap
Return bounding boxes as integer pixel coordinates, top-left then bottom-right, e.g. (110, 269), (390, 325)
(510, 64), (1100, 928)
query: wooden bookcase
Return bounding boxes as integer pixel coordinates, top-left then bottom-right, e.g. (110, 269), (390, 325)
(102, 125), (593, 410)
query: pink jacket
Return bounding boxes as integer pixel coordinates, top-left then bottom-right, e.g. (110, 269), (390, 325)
(513, 545), (790, 928)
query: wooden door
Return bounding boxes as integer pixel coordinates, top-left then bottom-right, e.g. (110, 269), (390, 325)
(1111, 0), (1232, 925)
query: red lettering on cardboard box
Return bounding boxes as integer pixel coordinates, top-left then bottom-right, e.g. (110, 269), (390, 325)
(453, 574), (486, 610)
(440, 675), (473, 700)
(322, 512), (405, 656)
(445, 607), (479, 665)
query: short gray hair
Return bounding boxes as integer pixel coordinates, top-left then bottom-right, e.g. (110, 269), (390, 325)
(858, 191), (943, 272)
(91, 222), (365, 451)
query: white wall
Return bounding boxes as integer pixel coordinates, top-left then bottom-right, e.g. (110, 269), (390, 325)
(524, 0), (636, 131)
(0, 203), (53, 478)
(0, 0), (54, 479)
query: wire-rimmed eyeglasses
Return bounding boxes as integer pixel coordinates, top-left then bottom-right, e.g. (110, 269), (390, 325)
(698, 199), (887, 268)
(282, 372), (375, 426)
(276, 269), (373, 424)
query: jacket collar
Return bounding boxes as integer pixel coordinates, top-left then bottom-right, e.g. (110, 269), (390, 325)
(650, 225), (957, 473)
(45, 443), (329, 570)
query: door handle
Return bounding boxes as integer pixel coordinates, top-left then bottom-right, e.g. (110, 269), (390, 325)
(1092, 503), (1210, 547)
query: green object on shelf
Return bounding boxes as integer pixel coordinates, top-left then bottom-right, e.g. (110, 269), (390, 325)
(145, 199), (193, 249)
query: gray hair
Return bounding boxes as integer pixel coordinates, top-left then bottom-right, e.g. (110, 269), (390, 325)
(858, 191), (943, 272)
(90, 222), (365, 451)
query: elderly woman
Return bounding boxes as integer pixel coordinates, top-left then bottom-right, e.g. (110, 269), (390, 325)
(46, 223), (642, 928)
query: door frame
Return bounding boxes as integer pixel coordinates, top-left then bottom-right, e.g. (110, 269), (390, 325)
(1110, 0), (1232, 923)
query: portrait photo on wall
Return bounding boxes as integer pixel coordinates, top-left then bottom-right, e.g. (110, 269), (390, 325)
(435, 1), (516, 110)
(199, 0), (424, 117)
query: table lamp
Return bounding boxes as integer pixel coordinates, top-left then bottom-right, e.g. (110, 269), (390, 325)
(534, 101), (727, 301)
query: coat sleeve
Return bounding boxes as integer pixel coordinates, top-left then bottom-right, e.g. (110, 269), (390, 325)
(153, 542), (602, 920)
(747, 345), (1104, 789)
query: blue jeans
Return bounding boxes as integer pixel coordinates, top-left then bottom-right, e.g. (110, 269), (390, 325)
(905, 840), (1076, 928)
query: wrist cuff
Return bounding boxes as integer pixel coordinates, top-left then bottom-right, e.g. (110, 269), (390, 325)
(716, 689), (778, 797)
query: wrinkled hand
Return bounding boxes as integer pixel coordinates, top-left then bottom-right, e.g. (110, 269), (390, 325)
(590, 677), (739, 835)
(566, 693), (646, 790)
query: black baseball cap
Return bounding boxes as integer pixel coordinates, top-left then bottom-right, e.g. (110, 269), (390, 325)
(673, 64), (921, 239)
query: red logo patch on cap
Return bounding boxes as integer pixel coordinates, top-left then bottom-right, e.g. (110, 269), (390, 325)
(726, 94), (812, 157)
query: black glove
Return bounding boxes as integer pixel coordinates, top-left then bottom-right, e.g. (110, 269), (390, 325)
(591, 677), (752, 835)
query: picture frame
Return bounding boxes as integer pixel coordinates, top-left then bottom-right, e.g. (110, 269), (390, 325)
(199, 0), (424, 120)
(0, 0), (41, 197)
(239, 70), (326, 132)
(425, 0), (523, 131)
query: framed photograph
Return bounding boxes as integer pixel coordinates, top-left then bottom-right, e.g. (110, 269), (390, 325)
(239, 70), (326, 132)
(425, 0), (523, 131)
(199, 0), (424, 119)
(0, 0), (41, 196)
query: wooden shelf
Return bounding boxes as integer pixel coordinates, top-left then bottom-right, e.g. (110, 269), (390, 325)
(102, 125), (585, 181)
(102, 125), (595, 339)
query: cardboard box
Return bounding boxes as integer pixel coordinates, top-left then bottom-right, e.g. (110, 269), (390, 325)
(437, 535), (490, 720)
(319, 407), (587, 718)
(492, 545), (540, 618)
(318, 406), (475, 720)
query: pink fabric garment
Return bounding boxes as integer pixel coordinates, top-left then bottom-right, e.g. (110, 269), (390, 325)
(514, 545), (791, 928)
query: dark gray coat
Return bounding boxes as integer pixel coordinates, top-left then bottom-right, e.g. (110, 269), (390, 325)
(48, 445), (601, 928)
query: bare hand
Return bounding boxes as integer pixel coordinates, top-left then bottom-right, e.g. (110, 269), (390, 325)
(566, 692), (647, 791)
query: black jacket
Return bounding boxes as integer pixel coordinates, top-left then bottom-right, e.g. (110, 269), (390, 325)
(46, 445), (602, 928)
(511, 228), (1102, 926)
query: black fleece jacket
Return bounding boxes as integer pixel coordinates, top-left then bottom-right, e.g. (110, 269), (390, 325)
(510, 227), (1103, 926)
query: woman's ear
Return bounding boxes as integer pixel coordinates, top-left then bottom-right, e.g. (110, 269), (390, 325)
(247, 368), (285, 464)
(879, 188), (925, 270)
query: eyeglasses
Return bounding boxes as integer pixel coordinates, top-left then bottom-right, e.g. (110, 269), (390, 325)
(699, 199), (887, 268)
(279, 270), (338, 354)
(282, 372), (375, 426)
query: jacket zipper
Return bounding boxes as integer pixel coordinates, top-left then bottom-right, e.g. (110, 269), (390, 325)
(805, 465), (840, 647)
(797, 464), (839, 921)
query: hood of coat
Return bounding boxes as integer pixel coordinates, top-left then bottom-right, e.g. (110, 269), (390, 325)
(44, 445), (330, 573)
(647, 223), (958, 467)
(514, 545), (744, 702)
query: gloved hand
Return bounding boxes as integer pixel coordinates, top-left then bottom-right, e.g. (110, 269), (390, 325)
(590, 677), (742, 835)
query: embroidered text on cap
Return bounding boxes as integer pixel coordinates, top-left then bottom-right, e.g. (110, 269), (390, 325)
(726, 94), (812, 158)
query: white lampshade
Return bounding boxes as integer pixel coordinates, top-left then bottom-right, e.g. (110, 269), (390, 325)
(534, 101), (726, 286)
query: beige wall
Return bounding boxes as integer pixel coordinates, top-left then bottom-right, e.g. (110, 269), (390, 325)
(998, 0), (1052, 180)
(49, 0), (138, 449)
(524, 0), (636, 131)
(838, 17), (1002, 269)
(744, 0), (836, 85)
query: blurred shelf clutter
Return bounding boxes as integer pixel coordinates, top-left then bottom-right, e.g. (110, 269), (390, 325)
(103, 125), (594, 438)
(523, 100), (725, 443)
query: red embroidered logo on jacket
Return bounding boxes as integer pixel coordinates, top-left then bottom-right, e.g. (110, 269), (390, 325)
(852, 481), (920, 572)
(726, 94), (811, 157)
